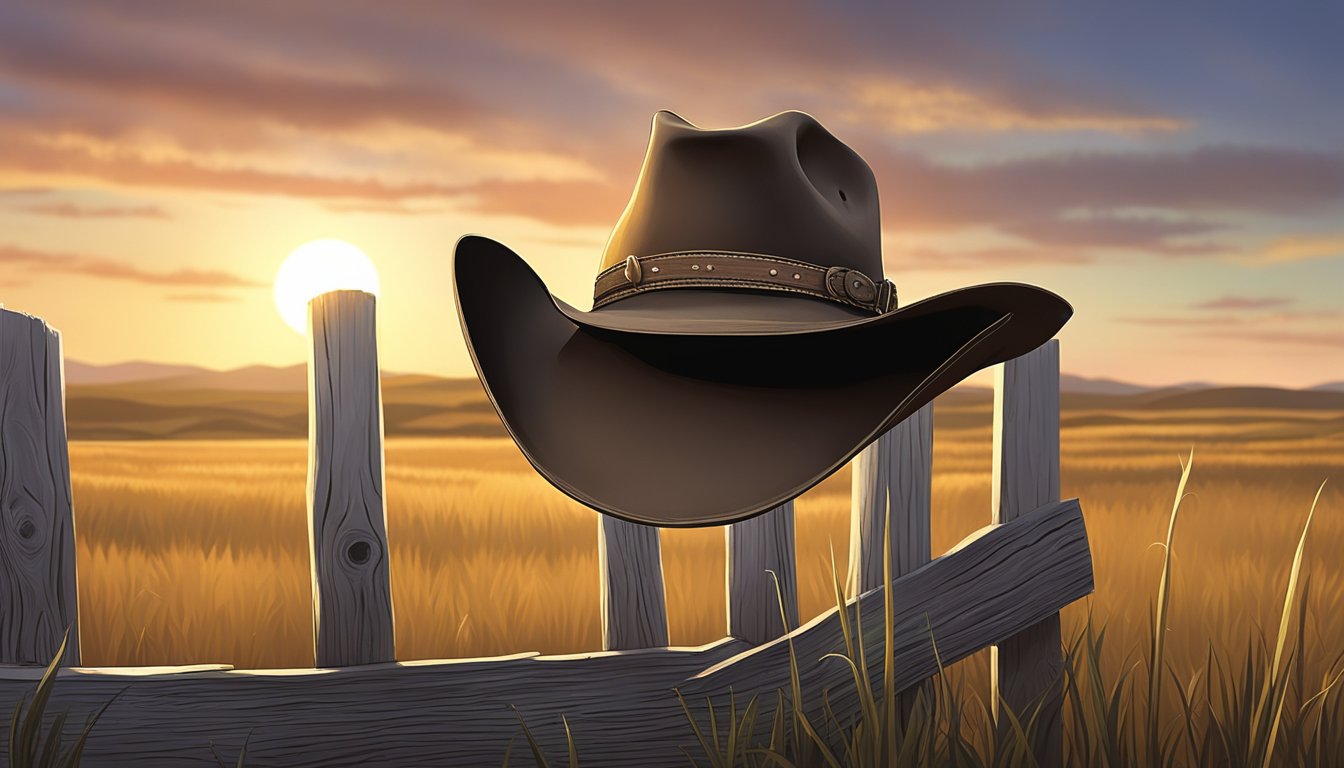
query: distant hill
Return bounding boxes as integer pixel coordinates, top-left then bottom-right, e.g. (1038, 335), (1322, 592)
(61, 360), (1234, 396)
(1141, 387), (1344, 411)
(65, 375), (499, 440)
(1310, 381), (1344, 393)
(67, 361), (411, 392)
(1057, 374), (1151, 395)
(56, 360), (1344, 440)
(64, 360), (215, 386)
(138, 364), (308, 392)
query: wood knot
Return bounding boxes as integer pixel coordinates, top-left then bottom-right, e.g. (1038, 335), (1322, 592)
(346, 540), (372, 565)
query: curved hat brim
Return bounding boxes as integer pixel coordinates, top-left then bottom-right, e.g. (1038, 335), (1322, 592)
(453, 235), (1071, 527)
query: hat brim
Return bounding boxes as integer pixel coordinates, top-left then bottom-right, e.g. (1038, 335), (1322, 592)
(453, 235), (1071, 527)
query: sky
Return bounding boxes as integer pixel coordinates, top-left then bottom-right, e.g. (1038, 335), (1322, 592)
(0, 1), (1340, 387)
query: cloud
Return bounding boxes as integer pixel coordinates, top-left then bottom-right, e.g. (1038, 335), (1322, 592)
(1191, 296), (1294, 311)
(1201, 330), (1344, 350)
(849, 79), (1186, 135)
(12, 201), (170, 219)
(0, 0), (1204, 217)
(871, 146), (1344, 233)
(0, 7), (489, 137)
(995, 211), (1231, 256)
(165, 292), (241, 303)
(1119, 314), (1239, 328)
(459, 178), (629, 228)
(886, 244), (1091, 272)
(1247, 234), (1344, 264)
(0, 1), (1340, 256)
(1123, 309), (1341, 325)
(0, 132), (460, 202)
(319, 201), (452, 217)
(0, 244), (263, 287)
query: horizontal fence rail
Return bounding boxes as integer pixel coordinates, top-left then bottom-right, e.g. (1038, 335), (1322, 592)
(0, 500), (1091, 767)
(0, 296), (1090, 767)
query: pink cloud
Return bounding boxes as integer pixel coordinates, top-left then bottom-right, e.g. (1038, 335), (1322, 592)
(0, 243), (262, 287)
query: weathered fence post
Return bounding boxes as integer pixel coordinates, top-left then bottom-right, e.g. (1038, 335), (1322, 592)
(308, 290), (395, 666)
(727, 502), (798, 644)
(0, 308), (80, 667)
(848, 402), (933, 715)
(991, 339), (1063, 766)
(599, 517), (668, 650)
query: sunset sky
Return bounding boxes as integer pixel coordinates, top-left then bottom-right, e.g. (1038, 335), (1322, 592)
(1, 2), (1340, 387)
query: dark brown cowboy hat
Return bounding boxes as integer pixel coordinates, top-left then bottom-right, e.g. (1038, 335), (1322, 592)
(454, 110), (1071, 527)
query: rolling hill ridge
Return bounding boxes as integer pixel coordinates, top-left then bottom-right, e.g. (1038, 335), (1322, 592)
(59, 362), (1344, 440)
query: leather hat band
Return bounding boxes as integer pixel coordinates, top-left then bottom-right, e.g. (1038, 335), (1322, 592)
(593, 251), (898, 314)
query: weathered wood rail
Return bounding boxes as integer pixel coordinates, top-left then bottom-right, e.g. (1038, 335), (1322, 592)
(0, 298), (1090, 767)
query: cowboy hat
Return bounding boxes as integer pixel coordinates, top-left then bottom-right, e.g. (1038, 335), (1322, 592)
(454, 110), (1071, 527)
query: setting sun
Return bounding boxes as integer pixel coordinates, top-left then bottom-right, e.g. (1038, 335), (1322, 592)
(273, 239), (381, 334)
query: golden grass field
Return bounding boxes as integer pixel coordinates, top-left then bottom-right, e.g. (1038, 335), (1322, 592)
(66, 398), (1343, 704)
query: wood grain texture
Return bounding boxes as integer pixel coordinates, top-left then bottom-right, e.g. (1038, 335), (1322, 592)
(727, 501), (797, 644)
(991, 339), (1064, 766)
(598, 515), (668, 650)
(686, 499), (1090, 746)
(0, 499), (1091, 767)
(307, 291), (394, 667)
(847, 403), (933, 594)
(847, 402), (933, 720)
(0, 308), (80, 665)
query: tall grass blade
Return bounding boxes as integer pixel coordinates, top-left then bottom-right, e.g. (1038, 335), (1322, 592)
(882, 493), (896, 767)
(1149, 448), (1194, 761)
(1257, 479), (1328, 768)
(510, 705), (552, 768)
(561, 716), (579, 768)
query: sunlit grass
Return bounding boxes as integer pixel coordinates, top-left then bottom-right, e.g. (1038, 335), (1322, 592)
(68, 409), (1343, 687)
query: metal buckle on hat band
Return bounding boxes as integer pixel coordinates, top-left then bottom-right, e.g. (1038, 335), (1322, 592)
(592, 251), (898, 315)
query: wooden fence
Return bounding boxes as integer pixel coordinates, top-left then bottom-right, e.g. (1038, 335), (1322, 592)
(0, 293), (1093, 767)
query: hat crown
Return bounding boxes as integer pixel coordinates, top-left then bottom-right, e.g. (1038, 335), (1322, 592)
(600, 111), (882, 281)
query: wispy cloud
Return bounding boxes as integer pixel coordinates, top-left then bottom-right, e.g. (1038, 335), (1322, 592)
(1247, 234), (1344, 264)
(850, 78), (1186, 135)
(0, 132), (461, 202)
(1119, 306), (1343, 364)
(886, 244), (1091, 272)
(12, 201), (170, 219)
(1191, 295), (1294, 311)
(460, 178), (629, 228)
(0, 244), (262, 287)
(165, 292), (242, 303)
(871, 146), (1344, 233)
(1120, 314), (1237, 328)
(1122, 309), (1341, 327)
(1202, 330), (1344, 350)
(319, 201), (453, 216)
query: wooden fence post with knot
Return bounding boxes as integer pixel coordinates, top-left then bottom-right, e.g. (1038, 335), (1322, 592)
(0, 306), (80, 666)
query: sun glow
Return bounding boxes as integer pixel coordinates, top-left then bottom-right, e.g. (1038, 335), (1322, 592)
(273, 239), (381, 334)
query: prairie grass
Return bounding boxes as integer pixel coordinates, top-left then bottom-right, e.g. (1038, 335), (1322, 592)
(654, 454), (1344, 768)
(6, 630), (119, 768)
(67, 407), (1342, 705)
